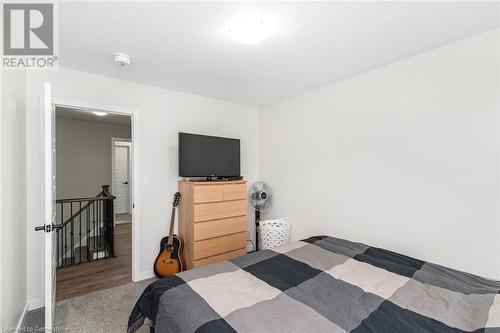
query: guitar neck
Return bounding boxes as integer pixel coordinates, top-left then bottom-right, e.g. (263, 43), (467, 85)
(167, 206), (176, 245)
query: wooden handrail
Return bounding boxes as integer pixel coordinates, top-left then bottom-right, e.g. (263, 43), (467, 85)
(56, 196), (113, 203)
(57, 186), (116, 203)
(60, 199), (97, 227)
(58, 186), (115, 227)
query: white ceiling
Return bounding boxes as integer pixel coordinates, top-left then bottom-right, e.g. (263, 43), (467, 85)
(56, 107), (131, 126)
(59, 1), (499, 106)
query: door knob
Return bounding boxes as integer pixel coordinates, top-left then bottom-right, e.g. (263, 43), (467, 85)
(35, 225), (47, 231)
(35, 223), (63, 232)
(123, 181), (128, 184)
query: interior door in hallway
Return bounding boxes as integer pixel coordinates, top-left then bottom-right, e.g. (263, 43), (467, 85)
(34, 82), (57, 330)
(114, 142), (131, 214)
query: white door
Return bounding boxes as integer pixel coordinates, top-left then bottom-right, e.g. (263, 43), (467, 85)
(40, 82), (57, 330)
(114, 144), (130, 214)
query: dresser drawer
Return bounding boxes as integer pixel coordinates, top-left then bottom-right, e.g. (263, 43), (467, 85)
(193, 185), (223, 203)
(194, 200), (246, 222)
(193, 232), (247, 260)
(193, 248), (247, 268)
(194, 216), (247, 241)
(223, 183), (246, 201)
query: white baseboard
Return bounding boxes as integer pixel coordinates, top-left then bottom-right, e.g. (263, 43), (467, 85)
(27, 298), (43, 311)
(15, 303), (28, 332)
(134, 270), (155, 282)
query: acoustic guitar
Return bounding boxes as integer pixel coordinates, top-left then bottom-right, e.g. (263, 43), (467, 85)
(153, 192), (187, 277)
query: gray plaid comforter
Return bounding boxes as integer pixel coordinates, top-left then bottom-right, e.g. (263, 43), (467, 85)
(128, 235), (500, 333)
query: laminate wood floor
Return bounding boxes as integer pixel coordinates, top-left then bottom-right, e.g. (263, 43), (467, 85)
(116, 213), (132, 224)
(56, 223), (132, 301)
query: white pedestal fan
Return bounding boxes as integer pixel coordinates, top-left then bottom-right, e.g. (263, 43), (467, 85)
(248, 181), (273, 251)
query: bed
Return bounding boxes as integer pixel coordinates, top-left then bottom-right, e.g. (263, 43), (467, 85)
(128, 235), (500, 333)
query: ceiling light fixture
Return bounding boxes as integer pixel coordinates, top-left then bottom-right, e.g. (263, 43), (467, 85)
(92, 111), (108, 116)
(114, 53), (130, 68)
(227, 15), (273, 45)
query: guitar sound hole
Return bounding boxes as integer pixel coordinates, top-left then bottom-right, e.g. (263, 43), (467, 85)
(165, 243), (179, 259)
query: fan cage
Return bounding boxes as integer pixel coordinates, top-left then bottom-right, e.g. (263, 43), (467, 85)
(249, 182), (273, 211)
(258, 218), (291, 250)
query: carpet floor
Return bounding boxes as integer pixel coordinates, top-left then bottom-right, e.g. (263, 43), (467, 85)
(22, 278), (156, 332)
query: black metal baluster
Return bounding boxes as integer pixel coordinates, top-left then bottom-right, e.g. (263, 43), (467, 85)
(58, 203), (62, 267)
(56, 228), (58, 267)
(87, 203), (90, 261)
(79, 201), (82, 264)
(97, 200), (100, 260)
(102, 200), (105, 258)
(96, 200), (99, 260)
(103, 199), (107, 259)
(93, 201), (96, 261)
(61, 202), (64, 266)
(95, 200), (98, 260)
(64, 204), (67, 266)
(99, 200), (101, 259)
(101, 200), (103, 259)
(70, 202), (74, 264)
(95, 201), (98, 260)
(102, 200), (104, 258)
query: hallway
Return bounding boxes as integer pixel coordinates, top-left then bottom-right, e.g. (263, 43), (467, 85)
(56, 223), (132, 301)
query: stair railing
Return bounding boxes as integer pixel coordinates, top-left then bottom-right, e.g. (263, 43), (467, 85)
(55, 185), (116, 268)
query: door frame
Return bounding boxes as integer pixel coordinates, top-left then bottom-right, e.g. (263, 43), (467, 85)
(52, 98), (141, 282)
(43, 82), (56, 329)
(111, 138), (132, 220)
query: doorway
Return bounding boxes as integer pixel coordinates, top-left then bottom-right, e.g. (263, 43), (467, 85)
(38, 85), (141, 329)
(53, 106), (135, 301)
(112, 139), (132, 224)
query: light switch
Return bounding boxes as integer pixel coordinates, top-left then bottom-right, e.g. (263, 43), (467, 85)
(143, 176), (149, 186)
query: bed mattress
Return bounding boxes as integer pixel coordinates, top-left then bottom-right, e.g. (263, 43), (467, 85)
(128, 235), (500, 333)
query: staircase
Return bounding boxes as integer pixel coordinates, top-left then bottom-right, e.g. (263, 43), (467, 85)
(56, 185), (116, 268)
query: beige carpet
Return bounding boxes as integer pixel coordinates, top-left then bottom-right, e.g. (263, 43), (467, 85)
(23, 278), (156, 332)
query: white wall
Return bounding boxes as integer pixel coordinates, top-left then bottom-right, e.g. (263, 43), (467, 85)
(26, 68), (260, 308)
(56, 117), (131, 199)
(0, 70), (27, 328)
(260, 29), (500, 279)
(21, 27), (499, 309)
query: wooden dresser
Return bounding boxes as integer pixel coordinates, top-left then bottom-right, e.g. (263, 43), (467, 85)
(178, 180), (248, 269)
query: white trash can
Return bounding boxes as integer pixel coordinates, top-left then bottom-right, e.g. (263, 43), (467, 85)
(259, 218), (291, 250)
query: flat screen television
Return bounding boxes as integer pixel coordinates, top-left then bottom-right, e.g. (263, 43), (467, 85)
(178, 132), (241, 178)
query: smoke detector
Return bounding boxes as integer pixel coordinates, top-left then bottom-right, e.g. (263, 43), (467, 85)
(114, 53), (130, 68)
